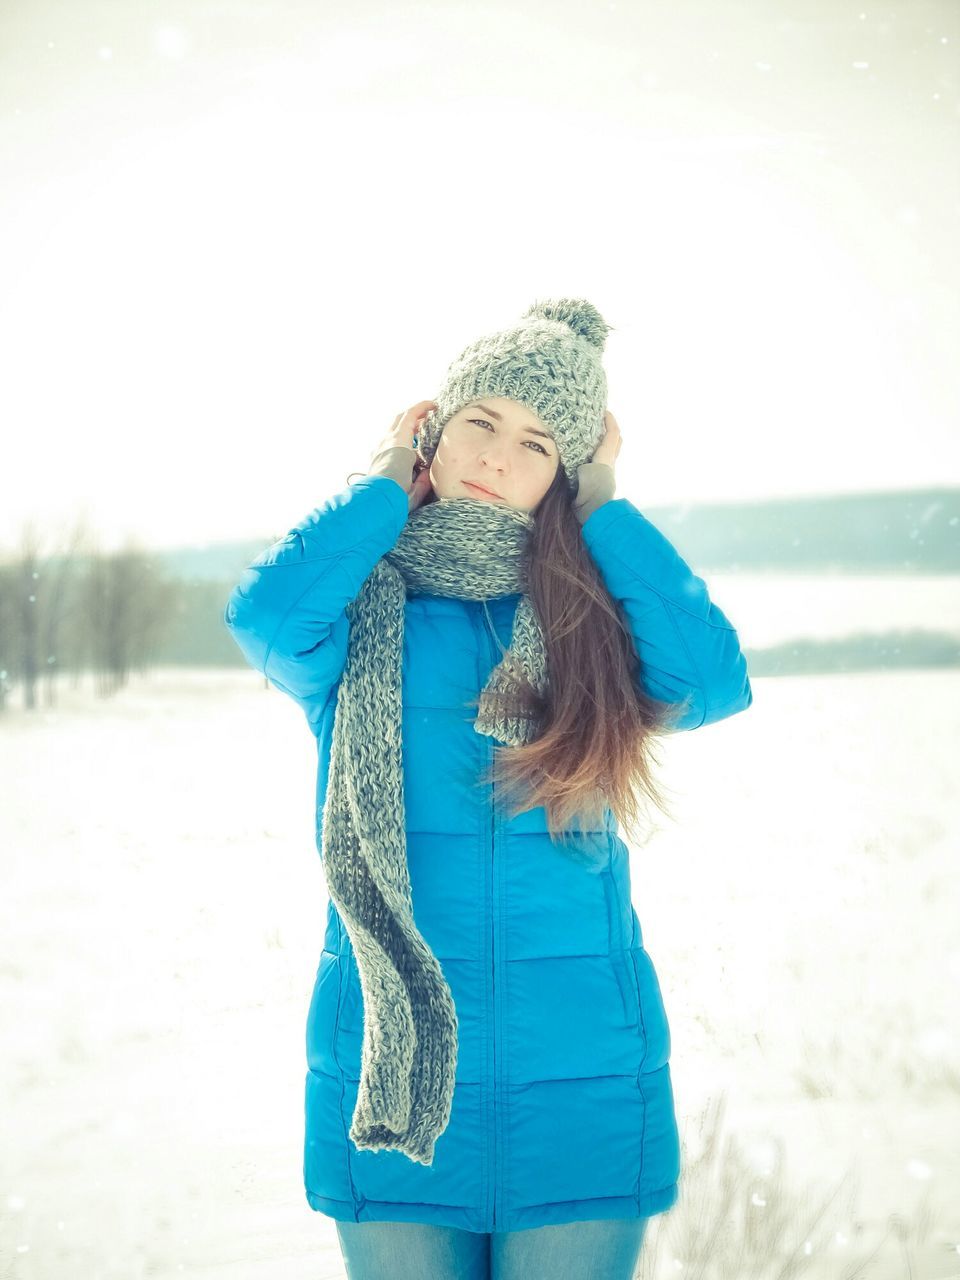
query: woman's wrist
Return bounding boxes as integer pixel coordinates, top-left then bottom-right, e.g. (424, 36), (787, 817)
(358, 444), (419, 490)
(573, 461), (617, 524)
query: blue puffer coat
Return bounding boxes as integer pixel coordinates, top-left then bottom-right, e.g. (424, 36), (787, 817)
(223, 474), (753, 1234)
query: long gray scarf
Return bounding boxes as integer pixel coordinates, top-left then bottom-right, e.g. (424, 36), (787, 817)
(319, 496), (549, 1166)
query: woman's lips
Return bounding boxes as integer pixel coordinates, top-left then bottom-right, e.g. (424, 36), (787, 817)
(464, 480), (501, 498)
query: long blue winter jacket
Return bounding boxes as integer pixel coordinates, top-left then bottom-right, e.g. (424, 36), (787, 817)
(223, 473), (753, 1235)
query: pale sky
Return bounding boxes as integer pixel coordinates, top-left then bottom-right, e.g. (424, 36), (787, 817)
(0, 0), (957, 554)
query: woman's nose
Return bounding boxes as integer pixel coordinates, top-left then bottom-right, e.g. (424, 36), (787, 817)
(478, 448), (508, 470)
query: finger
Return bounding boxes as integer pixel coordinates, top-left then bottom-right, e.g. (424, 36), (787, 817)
(403, 400), (437, 417)
(397, 403), (436, 444)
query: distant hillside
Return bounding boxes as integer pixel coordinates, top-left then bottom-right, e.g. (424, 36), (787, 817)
(161, 486), (960, 582)
(140, 486), (960, 676)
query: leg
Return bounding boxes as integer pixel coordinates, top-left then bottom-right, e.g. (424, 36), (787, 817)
(491, 1216), (648, 1280)
(335, 1220), (490, 1280)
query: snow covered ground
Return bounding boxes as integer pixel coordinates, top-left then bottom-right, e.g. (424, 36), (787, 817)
(1, 665), (957, 1279)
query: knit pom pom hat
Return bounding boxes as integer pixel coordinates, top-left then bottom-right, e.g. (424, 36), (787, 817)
(416, 298), (615, 495)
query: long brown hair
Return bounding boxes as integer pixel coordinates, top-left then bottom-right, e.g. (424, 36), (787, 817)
(471, 465), (694, 849)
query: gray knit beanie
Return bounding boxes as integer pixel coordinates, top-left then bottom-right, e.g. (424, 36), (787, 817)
(416, 298), (614, 494)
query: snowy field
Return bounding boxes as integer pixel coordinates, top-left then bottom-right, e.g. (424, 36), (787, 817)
(2, 666), (958, 1279)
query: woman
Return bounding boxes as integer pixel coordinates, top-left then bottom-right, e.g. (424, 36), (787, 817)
(224, 299), (753, 1279)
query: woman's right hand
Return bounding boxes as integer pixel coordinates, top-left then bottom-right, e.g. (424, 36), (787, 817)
(366, 400), (438, 513)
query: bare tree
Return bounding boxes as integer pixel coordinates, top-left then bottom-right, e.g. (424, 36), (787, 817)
(0, 518), (178, 711)
(39, 514), (100, 708)
(83, 537), (178, 697)
(13, 520), (43, 711)
(0, 560), (13, 713)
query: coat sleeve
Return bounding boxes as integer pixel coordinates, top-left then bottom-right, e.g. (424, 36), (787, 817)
(222, 475), (410, 727)
(579, 496), (753, 732)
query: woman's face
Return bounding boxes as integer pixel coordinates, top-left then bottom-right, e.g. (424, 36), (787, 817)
(426, 397), (560, 514)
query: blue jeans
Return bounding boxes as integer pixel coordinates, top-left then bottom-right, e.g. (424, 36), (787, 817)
(335, 1216), (649, 1279)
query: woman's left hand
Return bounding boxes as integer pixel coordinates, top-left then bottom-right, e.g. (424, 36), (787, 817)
(590, 410), (622, 468)
(572, 410), (620, 524)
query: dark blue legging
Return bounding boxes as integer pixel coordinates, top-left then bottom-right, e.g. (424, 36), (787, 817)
(335, 1216), (649, 1279)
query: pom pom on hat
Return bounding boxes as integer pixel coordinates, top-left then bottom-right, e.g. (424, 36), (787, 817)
(520, 298), (614, 352)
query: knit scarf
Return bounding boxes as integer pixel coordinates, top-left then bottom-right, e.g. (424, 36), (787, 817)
(319, 496), (549, 1166)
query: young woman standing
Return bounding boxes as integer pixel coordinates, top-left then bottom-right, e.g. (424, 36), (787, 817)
(224, 299), (753, 1279)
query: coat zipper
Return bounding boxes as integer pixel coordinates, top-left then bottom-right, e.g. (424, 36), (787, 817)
(490, 730), (498, 1230)
(479, 600), (501, 1230)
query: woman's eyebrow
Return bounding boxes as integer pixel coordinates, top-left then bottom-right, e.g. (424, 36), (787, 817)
(470, 403), (554, 441)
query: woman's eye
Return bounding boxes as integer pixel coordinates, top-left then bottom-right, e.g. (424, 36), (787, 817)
(468, 419), (548, 456)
